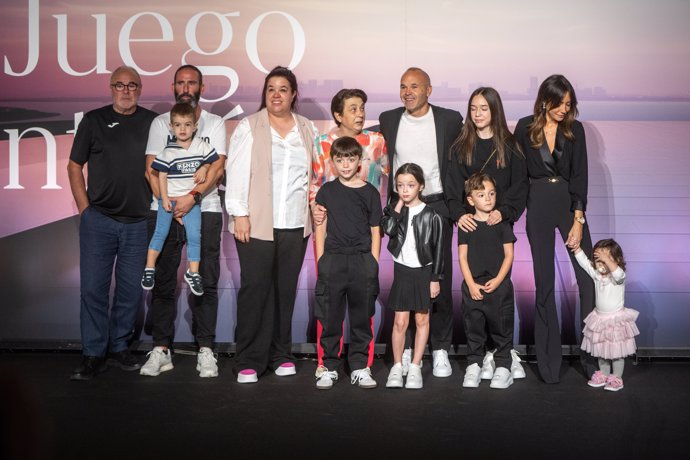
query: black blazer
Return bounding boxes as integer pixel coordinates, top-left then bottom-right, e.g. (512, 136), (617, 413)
(378, 104), (463, 214)
(514, 115), (588, 212)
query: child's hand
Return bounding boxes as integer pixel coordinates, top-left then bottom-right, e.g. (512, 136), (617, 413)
(570, 241), (581, 253)
(594, 248), (613, 264)
(162, 199), (172, 212)
(430, 281), (440, 299)
(394, 198), (404, 213)
(483, 278), (501, 293)
(193, 168), (207, 184)
(468, 282), (484, 301)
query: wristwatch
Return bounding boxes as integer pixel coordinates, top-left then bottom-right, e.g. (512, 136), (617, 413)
(574, 215), (586, 225)
(189, 190), (202, 205)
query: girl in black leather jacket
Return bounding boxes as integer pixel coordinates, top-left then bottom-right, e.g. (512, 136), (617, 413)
(381, 163), (444, 390)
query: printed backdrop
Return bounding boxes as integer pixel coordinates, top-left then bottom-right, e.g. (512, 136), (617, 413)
(1, 0), (689, 350)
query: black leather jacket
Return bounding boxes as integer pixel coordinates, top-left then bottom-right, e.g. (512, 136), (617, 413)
(381, 202), (444, 281)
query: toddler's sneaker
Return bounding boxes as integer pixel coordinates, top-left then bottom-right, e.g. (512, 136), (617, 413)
(432, 349), (452, 377)
(351, 367), (377, 389)
(462, 363), (481, 388)
(184, 270), (204, 296)
(316, 368), (338, 390)
(275, 362), (297, 376)
(141, 268), (155, 290)
(510, 349), (527, 379)
(604, 375), (624, 392)
(315, 365), (327, 378)
(489, 367), (514, 389)
(401, 348), (412, 376)
(480, 349), (496, 380)
(386, 363), (404, 389)
(140, 347), (173, 376)
(587, 370), (608, 388)
(405, 363), (423, 389)
(196, 347), (218, 378)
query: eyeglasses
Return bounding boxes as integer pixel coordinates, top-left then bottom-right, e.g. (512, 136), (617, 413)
(111, 82), (139, 91)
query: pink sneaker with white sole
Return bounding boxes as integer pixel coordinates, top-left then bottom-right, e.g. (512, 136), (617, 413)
(587, 370), (608, 388)
(604, 375), (624, 392)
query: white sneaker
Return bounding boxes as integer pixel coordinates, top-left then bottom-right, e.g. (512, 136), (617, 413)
(274, 362), (296, 377)
(351, 367), (377, 389)
(386, 363), (404, 389)
(490, 367), (514, 389)
(405, 363), (423, 389)
(432, 349), (452, 377)
(315, 365), (326, 378)
(510, 349), (526, 379)
(401, 348), (412, 376)
(140, 347), (173, 377)
(481, 349), (496, 380)
(462, 363), (481, 388)
(196, 347), (218, 378)
(316, 368), (338, 390)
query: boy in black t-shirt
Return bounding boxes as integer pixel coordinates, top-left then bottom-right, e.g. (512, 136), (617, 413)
(314, 136), (383, 390)
(458, 173), (517, 390)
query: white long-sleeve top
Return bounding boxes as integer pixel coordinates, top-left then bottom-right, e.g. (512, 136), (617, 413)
(575, 250), (626, 313)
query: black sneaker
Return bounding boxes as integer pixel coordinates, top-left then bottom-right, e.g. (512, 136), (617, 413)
(70, 356), (107, 381)
(107, 350), (142, 371)
(184, 270), (204, 296)
(141, 268), (155, 290)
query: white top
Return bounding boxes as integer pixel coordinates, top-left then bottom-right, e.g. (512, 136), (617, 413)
(393, 202), (429, 268)
(225, 115), (319, 228)
(575, 250), (627, 313)
(151, 137), (218, 197)
(394, 109), (443, 196)
(146, 109), (227, 213)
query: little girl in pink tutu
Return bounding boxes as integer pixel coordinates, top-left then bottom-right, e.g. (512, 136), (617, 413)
(573, 239), (639, 391)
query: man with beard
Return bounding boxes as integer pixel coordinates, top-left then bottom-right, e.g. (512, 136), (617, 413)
(140, 64), (227, 378)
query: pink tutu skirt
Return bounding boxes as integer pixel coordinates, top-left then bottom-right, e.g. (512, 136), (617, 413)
(581, 307), (640, 360)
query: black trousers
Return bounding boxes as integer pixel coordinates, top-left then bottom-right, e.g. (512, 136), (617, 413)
(462, 278), (514, 368)
(315, 252), (378, 371)
(427, 201), (454, 351)
(147, 211), (222, 349)
(233, 228), (308, 375)
(526, 179), (597, 383)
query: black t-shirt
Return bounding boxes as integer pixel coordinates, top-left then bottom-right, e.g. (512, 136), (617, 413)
(458, 220), (516, 282)
(315, 179), (382, 253)
(70, 105), (157, 222)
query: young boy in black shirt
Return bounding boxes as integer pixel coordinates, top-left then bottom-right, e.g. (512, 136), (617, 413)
(458, 173), (517, 389)
(314, 136), (382, 389)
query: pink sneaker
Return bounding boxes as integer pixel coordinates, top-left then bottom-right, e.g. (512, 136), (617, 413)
(587, 370), (608, 388)
(604, 375), (624, 392)
(237, 369), (258, 384)
(274, 362), (296, 377)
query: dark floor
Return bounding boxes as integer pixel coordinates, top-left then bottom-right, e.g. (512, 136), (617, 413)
(1, 351), (688, 460)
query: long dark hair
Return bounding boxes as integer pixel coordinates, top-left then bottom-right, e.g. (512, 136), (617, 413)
(452, 87), (517, 168)
(259, 66), (298, 111)
(527, 74), (579, 148)
(593, 239), (626, 271)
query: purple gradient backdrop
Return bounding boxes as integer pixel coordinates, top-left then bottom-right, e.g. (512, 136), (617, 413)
(1, 1), (689, 348)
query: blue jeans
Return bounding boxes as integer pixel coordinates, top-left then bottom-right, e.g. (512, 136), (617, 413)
(149, 200), (201, 262)
(79, 207), (147, 356)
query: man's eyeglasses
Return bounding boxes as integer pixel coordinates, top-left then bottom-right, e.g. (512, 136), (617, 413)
(111, 82), (139, 91)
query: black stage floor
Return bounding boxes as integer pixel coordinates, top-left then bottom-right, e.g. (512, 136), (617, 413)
(1, 351), (688, 460)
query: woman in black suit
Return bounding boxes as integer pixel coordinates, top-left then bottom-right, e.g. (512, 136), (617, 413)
(513, 74), (597, 383)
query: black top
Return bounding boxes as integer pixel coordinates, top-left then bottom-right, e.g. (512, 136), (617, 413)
(70, 105), (157, 223)
(458, 220), (516, 283)
(316, 179), (382, 253)
(513, 115), (588, 212)
(447, 137), (528, 223)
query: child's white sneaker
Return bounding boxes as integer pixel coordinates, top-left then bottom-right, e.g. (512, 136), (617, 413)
(316, 368), (338, 390)
(405, 363), (423, 389)
(401, 348), (412, 376)
(490, 367), (514, 389)
(140, 347), (173, 377)
(480, 349), (496, 380)
(462, 363), (481, 388)
(432, 349), (452, 377)
(510, 349), (526, 379)
(196, 347), (218, 378)
(351, 367), (377, 389)
(386, 363), (404, 389)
